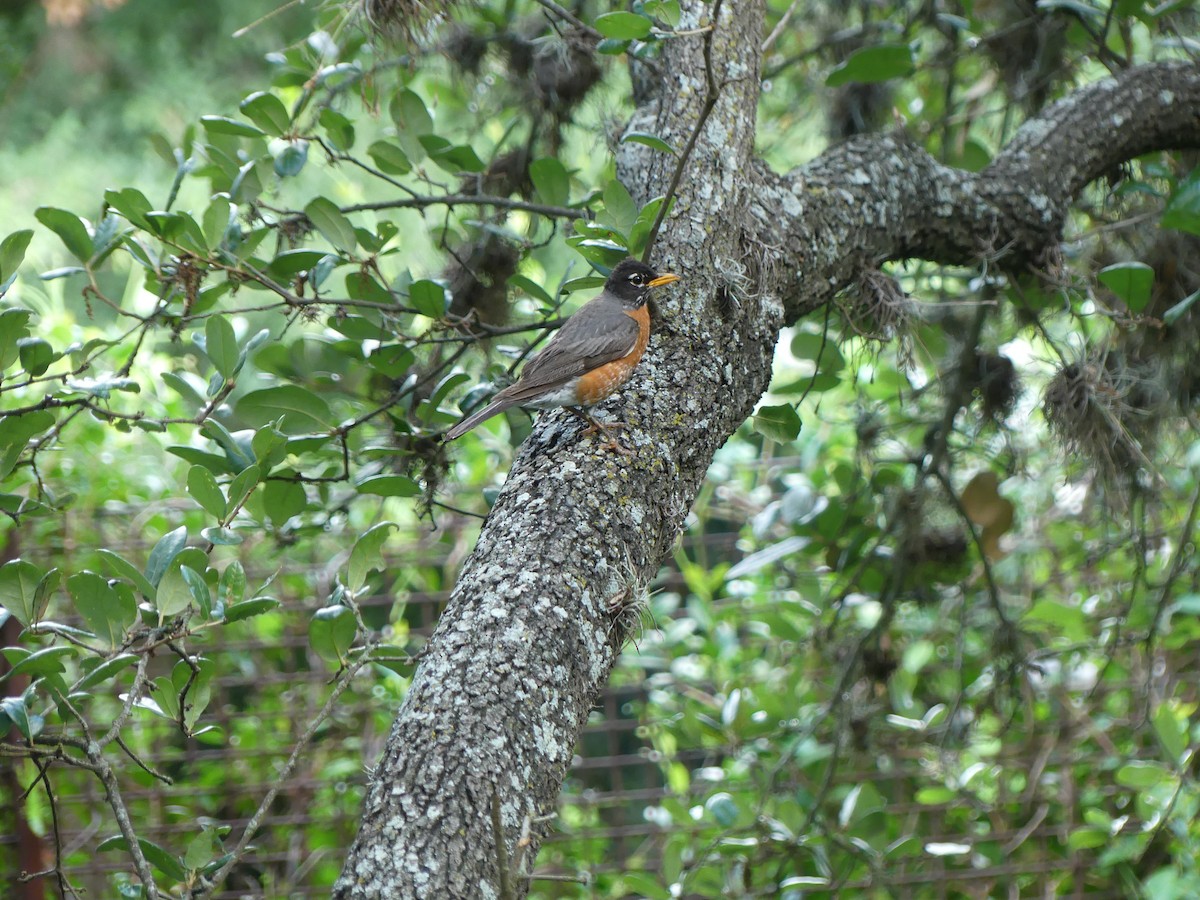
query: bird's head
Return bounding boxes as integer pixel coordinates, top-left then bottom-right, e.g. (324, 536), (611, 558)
(604, 258), (680, 305)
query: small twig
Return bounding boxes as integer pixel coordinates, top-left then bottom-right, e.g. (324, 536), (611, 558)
(1146, 482), (1200, 655)
(760, 0), (802, 53)
(96, 654), (151, 750)
(532, 0), (602, 40)
(201, 654), (370, 896)
(931, 467), (1015, 631)
(87, 745), (161, 899)
(342, 194), (583, 221)
(642, 0), (726, 260)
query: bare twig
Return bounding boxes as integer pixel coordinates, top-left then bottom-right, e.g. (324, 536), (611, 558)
(532, 0), (602, 40)
(201, 654), (370, 896)
(642, 0), (727, 260)
(342, 194), (583, 220)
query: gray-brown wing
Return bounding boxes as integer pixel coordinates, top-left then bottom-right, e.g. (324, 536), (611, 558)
(499, 300), (640, 402)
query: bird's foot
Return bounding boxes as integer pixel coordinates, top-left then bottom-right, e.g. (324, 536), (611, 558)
(568, 408), (633, 455)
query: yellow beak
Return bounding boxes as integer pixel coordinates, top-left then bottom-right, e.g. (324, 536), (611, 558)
(648, 273), (680, 288)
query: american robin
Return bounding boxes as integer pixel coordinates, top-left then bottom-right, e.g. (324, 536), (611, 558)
(444, 258), (680, 450)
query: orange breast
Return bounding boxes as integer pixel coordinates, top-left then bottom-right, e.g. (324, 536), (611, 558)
(574, 305), (650, 406)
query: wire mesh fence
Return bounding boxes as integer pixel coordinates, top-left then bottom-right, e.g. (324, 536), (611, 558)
(0, 473), (1186, 898)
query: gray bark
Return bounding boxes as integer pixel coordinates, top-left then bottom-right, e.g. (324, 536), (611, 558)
(335, 0), (1200, 891)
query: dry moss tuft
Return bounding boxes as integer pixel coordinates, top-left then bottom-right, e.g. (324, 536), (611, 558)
(841, 269), (914, 344)
(1042, 350), (1168, 486)
(361, 0), (462, 44)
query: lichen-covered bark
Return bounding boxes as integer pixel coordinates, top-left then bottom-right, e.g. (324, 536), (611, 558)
(746, 61), (1200, 321)
(335, 3), (773, 898)
(336, 13), (1200, 896)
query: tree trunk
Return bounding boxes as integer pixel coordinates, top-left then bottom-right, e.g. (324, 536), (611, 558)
(335, 0), (1200, 889)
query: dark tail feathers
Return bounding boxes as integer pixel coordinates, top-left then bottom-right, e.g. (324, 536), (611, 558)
(443, 398), (518, 441)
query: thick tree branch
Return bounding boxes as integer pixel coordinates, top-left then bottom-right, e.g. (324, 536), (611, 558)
(746, 60), (1200, 321)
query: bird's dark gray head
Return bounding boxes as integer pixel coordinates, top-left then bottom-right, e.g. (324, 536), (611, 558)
(604, 258), (680, 305)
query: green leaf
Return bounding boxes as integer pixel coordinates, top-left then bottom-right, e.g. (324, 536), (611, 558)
(200, 115), (266, 137)
(305, 197), (357, 252)
(224, 596), (280, 623)
(105, 188), (153, 230)
(0, 409), (55, 479)
(751, 404), (802, 442)
(1098, 261), (1154, 312)
(594, 11), (653, 39)
(410, 279), (447, 318)
(425, 141), (486, 174)
(240, 91), (291, 136)
(1116, 760), (1172, 789)
(508, 274), (555, 307)
(263, 478), (306, 523)
(621, 132), (676, 154)
(319, 108), (355, 150)
(18, 337), (55, 376)
(202, 194), (232, 249)
(2, 646), (75, 682)
(0, 696), (33, 741)
(601, 179), (638, 238)
(643, 0), (681, 27)
(35, 207), (93, 262)
(98, 836), (188, 883)
(187, 465), (227, 519)
(0, 559), (46, 629)
(226, 464), (262, 513)
(790, 332), (846, 372)
(180, 566), (213, 619)
(367, 140), (412, 175)
(1152, 704), (1188, 766)
(348, 522), (398, 594)
(218, 561), (246, 609)
(202, 526), (243, 545)
(1163, 287), (1200, 325)
(183, 829), (213, 871)
(705, 792), (739, 826)
(619, 874), (672, 900)
(1067, 827), (1109, 851)
(530, 158), (570, 207)
(204, 315), (240, 380)
(1022, 599), (1088, 641)
(267, 248), (332, 280)
(96, 549), (157, 600)
(155, 562), (194, 619)
(237, 386), (331, 431)
(356, 474), (421, 497)
(271, 139), (308, 177)
(562, 276), (606, 293)
(309, 605), (357, 665)
(0, 308), (33, 371)
(146, 526), (189, 588)
(68, 571), (137, 648)
(0, 230), (34, 282)
(1163, 169), (1200, 236)
(75, 653), (138, 691)
(392, 88), (433, 135)
(826, 44), (915, 86)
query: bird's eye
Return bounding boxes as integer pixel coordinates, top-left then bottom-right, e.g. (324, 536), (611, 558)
(630, 273), (645, 284)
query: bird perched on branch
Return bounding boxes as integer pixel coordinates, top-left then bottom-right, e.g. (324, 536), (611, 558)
(444, 258), (680, 452)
